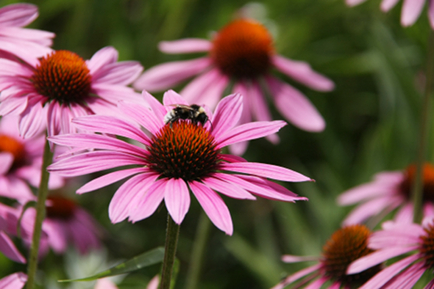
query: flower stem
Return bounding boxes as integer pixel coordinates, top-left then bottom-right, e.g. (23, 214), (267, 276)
(159, 213), (180, 289)
(26, 139), (53, 289)
(184, 211), (212, 289)
(412, 30), (434, 223)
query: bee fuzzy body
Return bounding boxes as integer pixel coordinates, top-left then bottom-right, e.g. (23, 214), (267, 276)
(164, 104), (210, 127)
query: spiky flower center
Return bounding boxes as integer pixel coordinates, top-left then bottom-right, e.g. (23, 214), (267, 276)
(211, 19), (274, 79)
(32, 50), (92, 105)
(0, 134), (26, 171)
(322, 225), (381, 288)
(46, 196), (76, 220)
(399, 163), (434, 203)
(146, 121), (220, 181)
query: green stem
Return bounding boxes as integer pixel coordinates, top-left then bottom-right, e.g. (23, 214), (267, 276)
(412, 30), (434, 223)
(159, 214), (180, 289)
(26, 139), (53, 289)
(184, 211), (212, 289)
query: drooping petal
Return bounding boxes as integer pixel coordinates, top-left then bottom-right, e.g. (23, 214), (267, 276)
(272, 55), (334, 91)
(189, 181), (233, 235)
(0, 231), (26, 263)
(164, 178), (190, 224)
(92, 61), (143, 85)
(282, 255), (319, 263)
(202, 176), (256, 200)
(381, 261), (424, 289)
(271, 264), (321, 289)
(337, 182), (396, 205)
(128, 178), (167, 222)
(401, 0), (425, 26)
(159, 39), (212, 54)
(134, 58), (211, 92)
(342, 196), (400, 225)
(0, 272), (27, 289)
(0, 153), (13, 175)
(0, 3), (38, 27)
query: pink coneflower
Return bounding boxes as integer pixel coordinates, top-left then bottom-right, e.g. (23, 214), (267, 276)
(134, 18), (334, 154)
(348, 218), (434, 288)
(0, 3), (53, 66)
(0, 272), (27, 289)
(346, 0), (434, 29)
(47, 91), (310, 235)
(272, 225), (382, 289)
(0, 47), (143, 138)
(22, 195), (102, 255)
(337, 163), (434, 225)
(0, 115), (64, 202)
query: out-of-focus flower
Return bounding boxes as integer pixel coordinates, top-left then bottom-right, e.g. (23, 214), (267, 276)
(0, 115), (64, 202)
(338, 163), (434, 225)
(272, 225), (382, 289)
(22, 195), (102, 255)
(346, 0), (434, 29)
(0, 272), (27, 289)
(48, 90), (310, 235)
(134, 18), (334, 154)
(348, 218), (434, 288)
(0, 3), (53, 66)
(0, 47), (143, 138)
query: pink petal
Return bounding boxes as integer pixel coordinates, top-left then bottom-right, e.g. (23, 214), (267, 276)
(118, 101), (163, 135)
(271, 263), (321, 289)
(305, 277), (327, 289)
(87, 46), (118, 74)
(95, 278), (118, 289)
(142, 91), (167, 121)
(92, 61), (143, 85)
(272, 55), (334, 91)
(381, 0), (401, 11)
(71, 115), (151, 145)
(429, 0), (434, 29)
(369, 224), (424, 249)
(0, 37), (52, 67)
(164, 178), (190, 224)
(357, 255), (419, 289)
(383, 262), (425, 289)
(0, 58), (33, 76)
(211, 93), (243, 137)
(215, 121), (287, 148)
(0, 272), (27, 289)
(337, 182), (396, 205)
(281, 255), (319, 263)
(0, 153), (13, 175)
(401, 0), (425, 26)
(348, 247), (418, 274)
(394, 204), (414, 224)
(342, 196), (399, 225)
(220, 162), (311, 182)
(0, 96), (28, 117)
(0, 3), (37, 27)
(189, 181), (233, 235)
(77, 167), (147, 194)
(109, 173), (159, 223)
(0, 231), (26, 263)
(163, 89), (189, 107)
(146, 275), (159, 289)
(159, 39), (212, 54)
(128, 178), (167, 222)
(134, 58), (211, 92)
(267, 77), (325, 132)
(202, 176), (256, 200)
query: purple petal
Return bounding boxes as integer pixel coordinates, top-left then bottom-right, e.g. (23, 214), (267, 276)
(211, 93), (243, 137)
(0, 153), (13, 175)
(342, 196), (400, 225)
(92, 61), (143, 85)
(203, 176), (256, 200)
(0, 231), (25, 263)
(271, 263), (321, 289)
(216, 121), (286, 148)
(220, 162), (311, 182)
(383, 261), (424, 289)
(267, 77), (325, 132)
(0, 272), (27, 289)
(369, 223), (424, 249)
(357, 255), (419, 289)
(118, 101), (163, 135)
(272, 55), (334, 91)
(128, 178), (167, 222)
(429, 0), (434, 29)
(0, 3), (37, 27)
(381, 0), (401, 11)
(164, 178), (190, 224)
(163, 90), (189, 106)
(337, 182), (396, 205)
(189, 181), (233, 235)
(401, 0), (425, 26)
(0, 95), (28, 116)
(87, 46), (118, 74)
(134, 58), (211, 91)
(77, 167), (147, 194)
(305, 277), (327, 289)
(159, 39), (212, 54)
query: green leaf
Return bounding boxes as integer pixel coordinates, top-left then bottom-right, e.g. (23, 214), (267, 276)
(59, 247), (165, 282)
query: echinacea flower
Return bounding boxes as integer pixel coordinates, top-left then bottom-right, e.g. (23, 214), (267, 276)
(0, 272), (27, 289)
(0, 3), (53, 66)
(0, 47), (143, 138)
(22, 195), (102, 255)
(47, 90), (310, 235)
(272, 225), (382, 289)
(346, 0), (434, 29)
(0, 115), (64, 202)
(134, 18), (334, 154)
(348, 218), (434, 288)
(337, 163), (434, 225)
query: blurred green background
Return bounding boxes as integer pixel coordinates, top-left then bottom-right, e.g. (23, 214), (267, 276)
(0, 0), (433, 288)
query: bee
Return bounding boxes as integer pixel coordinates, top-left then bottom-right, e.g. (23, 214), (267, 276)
(164, 104), (211, 127)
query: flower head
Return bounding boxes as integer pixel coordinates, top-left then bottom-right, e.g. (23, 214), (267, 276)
(0, 115), (64, 202)
(346, 0), (434, 29)
(0, 3), (54, 66)
(273, 225), (382, 289)
(48, 90), (310, 235)
(337, 163), (434, 225)
(347, 218), (434, 288)
(133, 18), (334, 155)
(0, 47), (143, 138)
